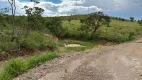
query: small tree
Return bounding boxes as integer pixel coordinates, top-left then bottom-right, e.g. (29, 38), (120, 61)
(46, 17), (64, 37)
(0, 8), (10, 31)
(68, 17), (71, 24)
(68, 14), (73, 24)
(138, 19), (142, 26)
(23, 1), (44, 37)
(130, 17), (135, 22)
(80, 11), (111, 39)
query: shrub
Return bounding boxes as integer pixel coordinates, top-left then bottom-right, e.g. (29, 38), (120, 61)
(46, 17), (65, 37)
(0, 42), (18, 52)
(0, 31), (18, 53)
(20, 32), (58, 51)
(96, 25), (139, 42)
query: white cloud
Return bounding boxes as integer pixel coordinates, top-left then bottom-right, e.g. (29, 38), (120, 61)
(0, 0), (141, 16)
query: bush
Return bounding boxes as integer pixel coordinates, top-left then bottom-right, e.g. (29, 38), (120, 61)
(20, 32), (58, 51)
(46, 17), (65, 37)
(0, 42), (18, 52)
(0, 31), (18, 53)
(96, 25), (139, 42)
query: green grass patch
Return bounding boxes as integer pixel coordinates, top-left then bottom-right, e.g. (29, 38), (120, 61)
(62, 19), (141, 42)
(0, 53), (58, 80)
(26, 53), (58, 69)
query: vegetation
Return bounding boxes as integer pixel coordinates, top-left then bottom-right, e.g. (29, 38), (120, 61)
(80, 12), (111, 39)
(0, 53), (58, 80)
(0, 1), (58, 60)
(96, 19), (140, 42)
(130, 17), (135, 22)
(138, 19), (142, 26)
(61, 19), (140, 42)
(0, 0), (142, 79)
(46, 17), (65, 37)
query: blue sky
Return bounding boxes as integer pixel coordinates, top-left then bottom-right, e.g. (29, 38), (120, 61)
(0, 0), (142, 20)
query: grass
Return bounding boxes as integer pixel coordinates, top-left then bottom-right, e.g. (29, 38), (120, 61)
(62, 19), (141, 42)
(0, 53), (58, 80)
(62, 20), (81, 37)
(96, 19), (141, 42)
(25, 53), (58, 69)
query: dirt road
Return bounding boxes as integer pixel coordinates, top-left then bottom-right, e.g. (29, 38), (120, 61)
(14, 39), (142, 80)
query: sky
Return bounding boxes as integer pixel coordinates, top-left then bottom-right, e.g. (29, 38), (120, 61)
(0, 0), (142, 20)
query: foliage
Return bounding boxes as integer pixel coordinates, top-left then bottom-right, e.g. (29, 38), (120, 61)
(26, 53), (58, 69)
(130, 17), (135, 22)
(0, 53), (58, 80)
(62, 19), (140, 42)
(46, 17), (65, 37)
(23, 5), (45, 30)
(20, 32), (58, 51)
(0, 59), (26, 80)
(80, 12), (111, 39)
(0, 31), (58, 53)
(0, 31), (18, 53)
(138, 19), (142, 26)
(96, 20), (140, 42)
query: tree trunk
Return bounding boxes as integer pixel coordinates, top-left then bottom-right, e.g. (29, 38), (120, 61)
(91, 26), (98, 39)
(8, 0), (16, 41)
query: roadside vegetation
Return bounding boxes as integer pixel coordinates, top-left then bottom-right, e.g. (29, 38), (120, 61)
(0, 0), (142, 80)
(0, 53), (58, 80)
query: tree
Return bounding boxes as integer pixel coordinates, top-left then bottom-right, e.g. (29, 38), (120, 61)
(8, 0), (16, 41)
(0, 8), (10, 31)
(46, 17), (64, 37)
(130, 17), (135, 22)
(68, 14), (73, 24)
(24, 6), (44, 29)
(23, 1), (44, 37)
(0, 8), (10, 14)
(138, 19), (142, 26)
(68, 17), (71, 24)
(0, 8), (9, 24)
(80, 11), (111, 39)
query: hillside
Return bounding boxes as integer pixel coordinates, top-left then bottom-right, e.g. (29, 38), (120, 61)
(0, 12), (142, 80)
